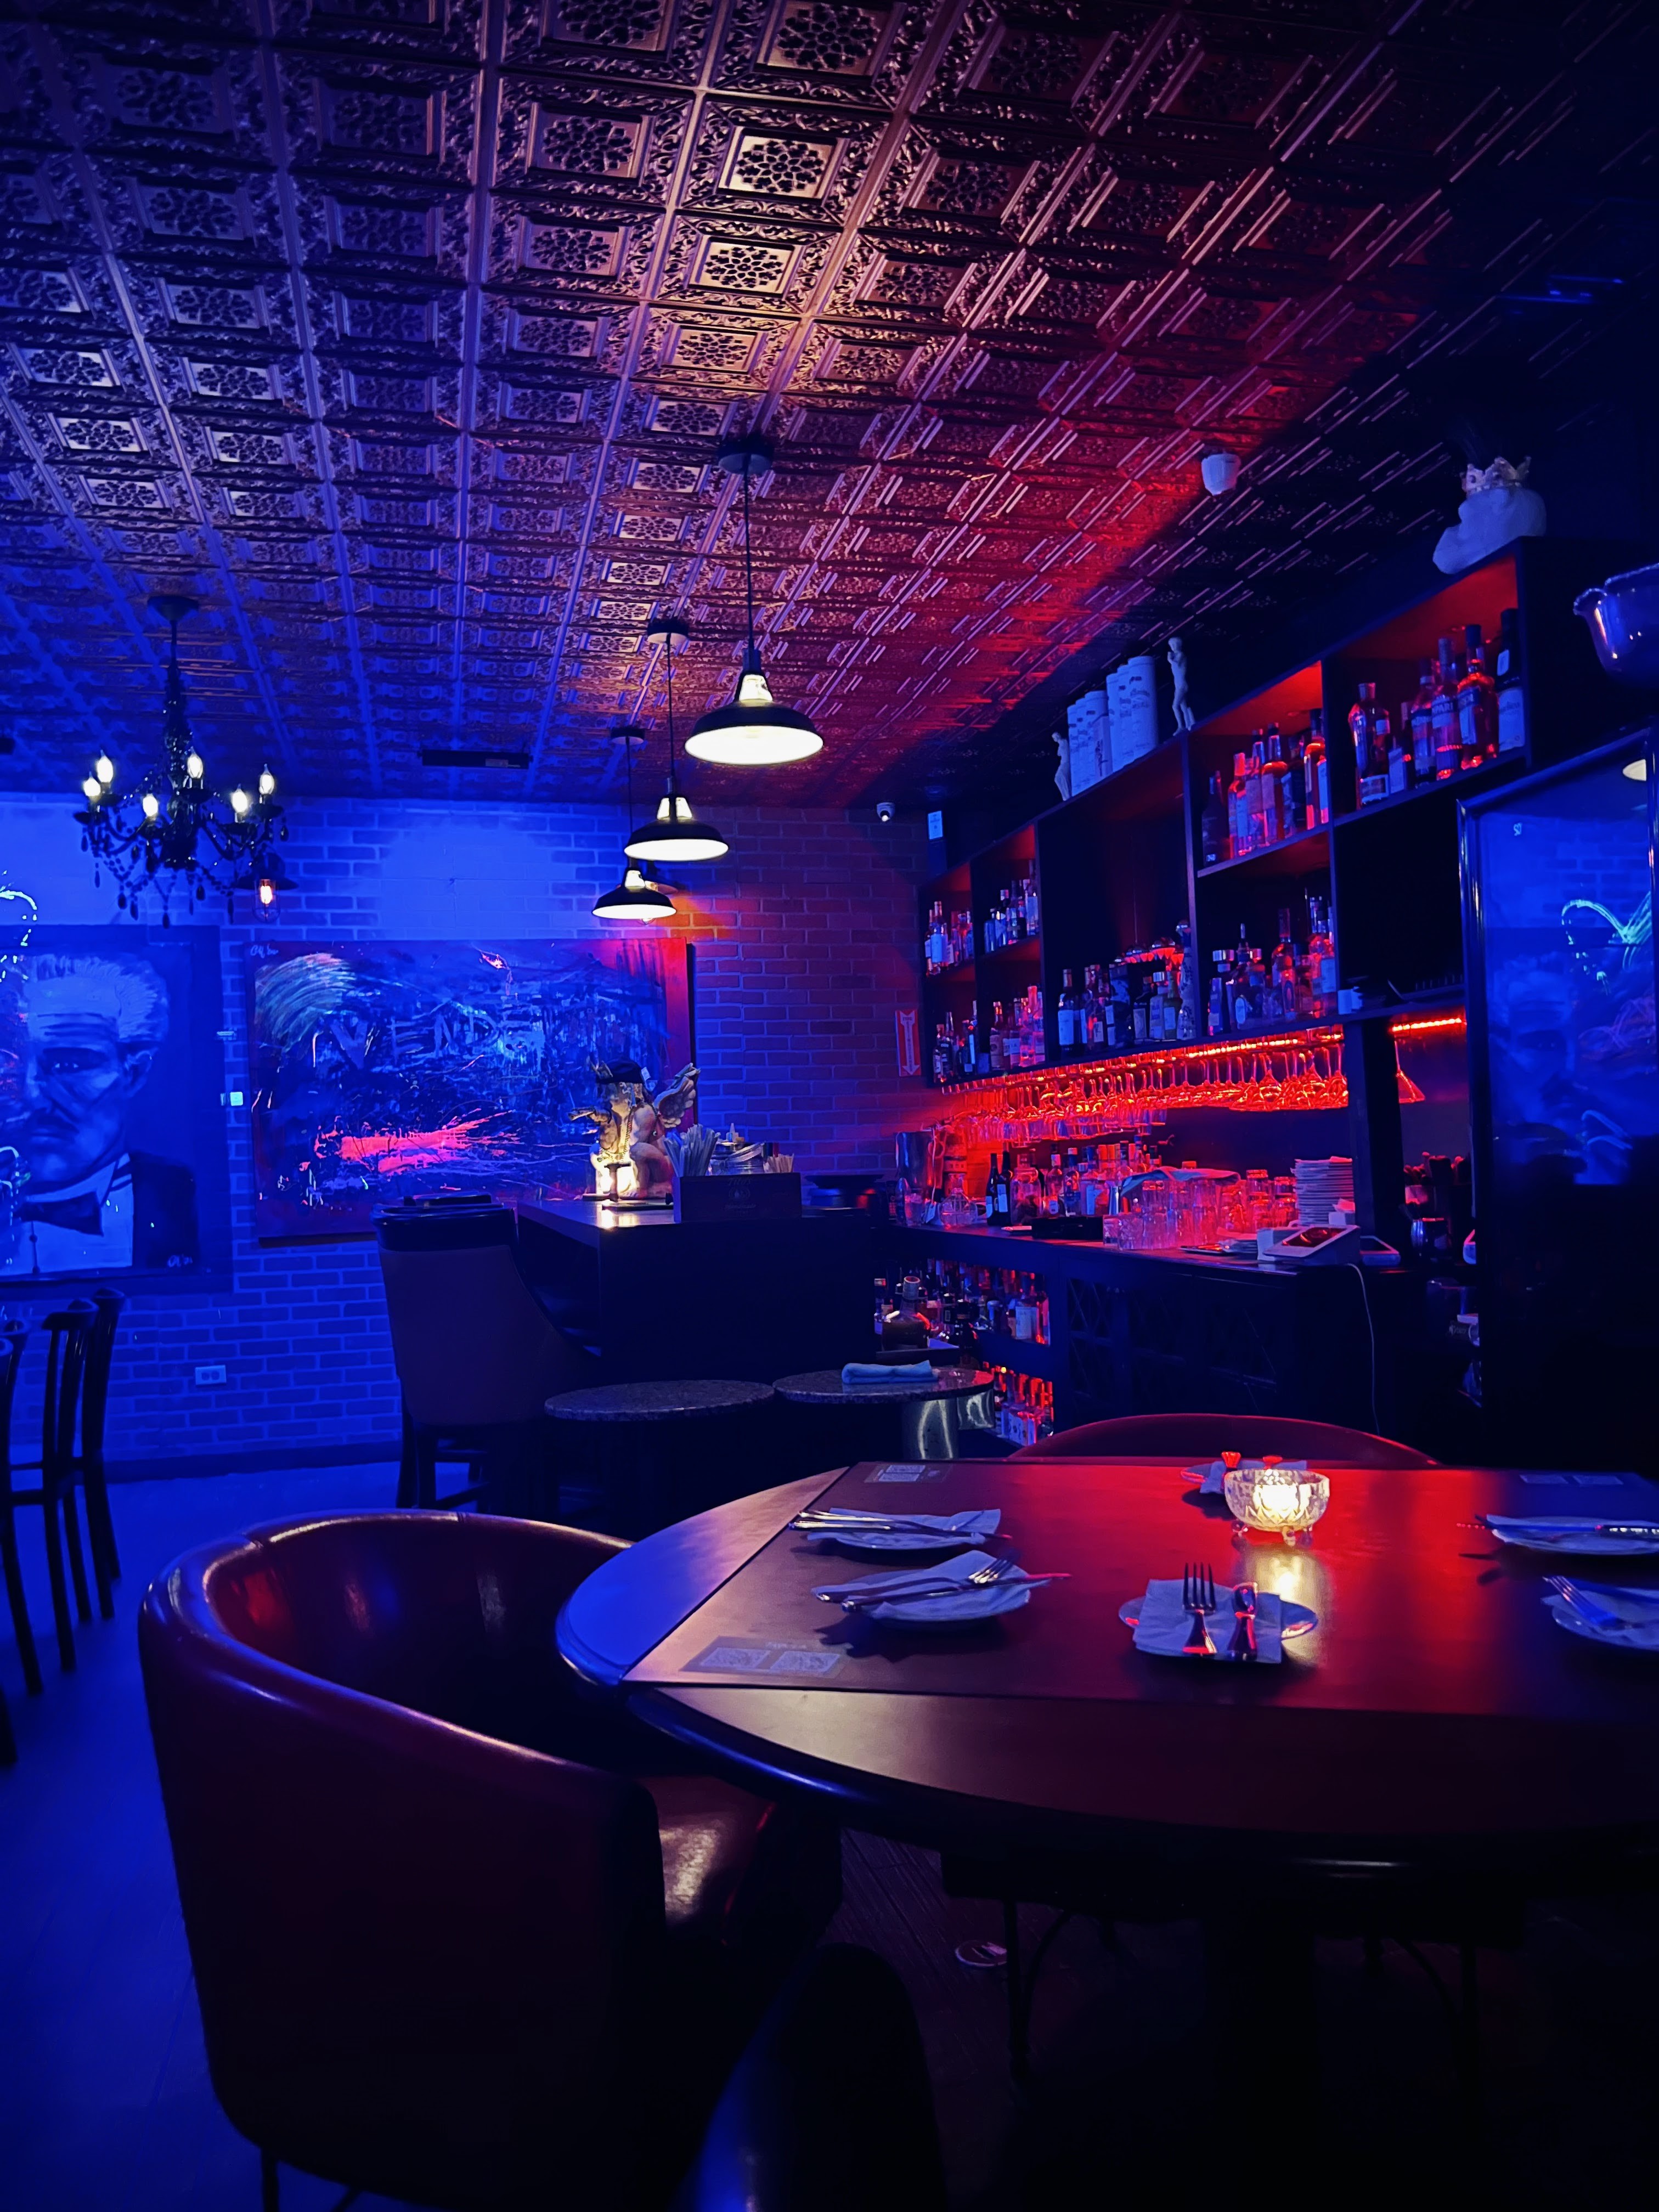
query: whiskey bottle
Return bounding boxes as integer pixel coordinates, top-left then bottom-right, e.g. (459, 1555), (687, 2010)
(1057, 968), (1080, 1056)
(1431, 637), (1462, 780)
(1201, 771), (1228, 866)
(1496, 607), (1526, 754)
(1457, 624), (1498, 768)
(1410, 658), (1435, 780)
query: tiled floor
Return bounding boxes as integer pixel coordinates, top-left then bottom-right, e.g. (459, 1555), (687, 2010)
(5, 1465), (1659, 2210)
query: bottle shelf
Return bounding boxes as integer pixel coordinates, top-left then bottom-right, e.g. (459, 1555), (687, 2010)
(974, 1330), (1061, 1381)
(978, 936), (1041, 966)
(1331, 752), (1524, 827)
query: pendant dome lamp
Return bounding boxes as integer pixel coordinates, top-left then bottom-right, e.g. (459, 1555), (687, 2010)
(625, 616), (730, 862)
(592, 724), (676, 921)
(685, 434), (823, 768)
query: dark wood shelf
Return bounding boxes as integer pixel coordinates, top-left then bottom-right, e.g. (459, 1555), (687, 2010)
(1197, 826), (1330, 882)
(924, 961), (976, 985)
(975, 1331), (1062, 1382)
(1330, 753), (1525, 828)
(978, 936), (1041, 967)
(1340, 988), (1466, 1025)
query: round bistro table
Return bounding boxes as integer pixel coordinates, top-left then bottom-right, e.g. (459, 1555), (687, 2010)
(771, 1365), (994, 1460)
(544, 1379), (776, 1536)
(558, 1453), (1659, 1885)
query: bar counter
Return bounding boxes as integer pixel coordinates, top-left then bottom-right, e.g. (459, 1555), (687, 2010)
(887, 1221), (1431, 1440)
(515, 1195), (876, 1387)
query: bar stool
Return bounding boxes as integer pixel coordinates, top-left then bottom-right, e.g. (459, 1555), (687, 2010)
(3, 1305), (103, 1672)
(76, 1287), (124, 1588)
(544, 1380), (777, 1537)
(771, 1365), (994, 1464)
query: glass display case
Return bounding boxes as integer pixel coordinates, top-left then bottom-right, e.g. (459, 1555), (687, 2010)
(1463, 723), (1659, 1469)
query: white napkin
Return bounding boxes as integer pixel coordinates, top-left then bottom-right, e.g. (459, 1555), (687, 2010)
(800, 1508), (1001, 1541)
(1487, 1515), (1659, 1554)
(811, 1549), (1001, 1601)
(1544, 1583), (1659, 1650)
(841, 1360), (935, 1386)
(1131, 1577), (1285, 1662)
(1192, 1458), (1307, 1498)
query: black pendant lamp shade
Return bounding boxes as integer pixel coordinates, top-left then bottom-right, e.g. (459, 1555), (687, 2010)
(624, 617), (729, 862)
(685, 436), (823, 768)
(592, 724), (675, 922)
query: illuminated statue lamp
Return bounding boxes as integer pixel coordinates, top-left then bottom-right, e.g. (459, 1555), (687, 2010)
(684, 435), (822, 769)
(625, 616), (730, 860)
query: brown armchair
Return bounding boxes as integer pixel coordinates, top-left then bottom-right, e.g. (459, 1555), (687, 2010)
(139, 1510), (840, 2210)
(1011, 1412), (1436, 1468)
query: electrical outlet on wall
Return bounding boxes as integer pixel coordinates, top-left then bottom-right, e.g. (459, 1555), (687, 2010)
(194, 1364), (227, 1386)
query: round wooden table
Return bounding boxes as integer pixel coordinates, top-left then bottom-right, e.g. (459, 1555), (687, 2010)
(771, 1365), (993, 1459)
(544, 1378), (776, 1536)
(558, 1454), (1659, 1893)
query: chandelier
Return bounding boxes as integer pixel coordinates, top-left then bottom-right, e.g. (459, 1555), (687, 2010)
(685, 435), (823, 767)
(76, 594), (287, 924)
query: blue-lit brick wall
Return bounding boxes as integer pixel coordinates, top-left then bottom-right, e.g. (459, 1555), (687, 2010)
(0, 794), (927, 1471)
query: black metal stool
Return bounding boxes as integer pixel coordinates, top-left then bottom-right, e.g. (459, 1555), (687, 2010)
(543, 1379), (778, 1537)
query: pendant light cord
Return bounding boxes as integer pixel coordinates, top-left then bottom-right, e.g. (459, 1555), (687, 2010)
(665, 634), (676, 789)
(742, 464), (756, 658)
(622, 723), (634, 830)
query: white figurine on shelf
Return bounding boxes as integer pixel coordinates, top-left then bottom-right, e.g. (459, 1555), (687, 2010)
(1433, 456), (1545, 575)
(1053, 726), (1073, 802)
(1168, 634), (1195, 733)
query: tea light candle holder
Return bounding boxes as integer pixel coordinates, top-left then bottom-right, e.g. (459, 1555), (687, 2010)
(1223, 1460), (1330, 1544)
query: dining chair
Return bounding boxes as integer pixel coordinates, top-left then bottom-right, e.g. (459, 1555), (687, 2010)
(139, 1509), (842, 2211)
(75, 1287), (125, 1589)
(375, 1201), (596, 1515)
(1009, 1411), (1437, 1468)
(670, 1944), (946, 2212)
(4, 1305), (104, 1672)
(1, 1321), (42, 1696)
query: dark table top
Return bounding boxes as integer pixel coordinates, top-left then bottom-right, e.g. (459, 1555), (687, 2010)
(772, 1365), (990, 1404)
(557, 1458), (1659, 1866)
(544, 1379), (776, 1422)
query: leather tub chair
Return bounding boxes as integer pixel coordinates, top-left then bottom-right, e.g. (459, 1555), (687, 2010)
(139, 1510), (841, 2211)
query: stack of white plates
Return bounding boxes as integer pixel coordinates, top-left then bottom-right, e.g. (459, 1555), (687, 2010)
(1294, 1157), (1354, 1227)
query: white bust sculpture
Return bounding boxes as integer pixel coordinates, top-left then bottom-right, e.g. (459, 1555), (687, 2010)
(1433, 458), (1545, 575)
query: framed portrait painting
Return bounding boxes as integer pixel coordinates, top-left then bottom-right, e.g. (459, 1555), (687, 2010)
(0, 926), (232, 1291)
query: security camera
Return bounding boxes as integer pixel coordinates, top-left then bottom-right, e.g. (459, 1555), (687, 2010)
(875, 799), (896, 823)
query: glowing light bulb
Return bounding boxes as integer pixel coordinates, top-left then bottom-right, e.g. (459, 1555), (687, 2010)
(230, 788), (251, 816)
(94, 755), (115, 785)
(257, 877), (276, 907)
(737, 669), (774, 708)
(186, 752), (204, 780)
(141, 793), (160, 820)
(82, 776), (102, 801)
(258, 768), (276, 797)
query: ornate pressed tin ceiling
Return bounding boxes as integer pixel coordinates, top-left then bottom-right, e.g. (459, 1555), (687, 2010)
(0, 0), (1653, 808)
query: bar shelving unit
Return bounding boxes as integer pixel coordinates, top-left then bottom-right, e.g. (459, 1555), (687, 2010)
(918, 537), (1647, 1243)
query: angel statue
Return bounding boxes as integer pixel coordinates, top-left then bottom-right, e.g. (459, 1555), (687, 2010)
(571, 1059), (699, 1200)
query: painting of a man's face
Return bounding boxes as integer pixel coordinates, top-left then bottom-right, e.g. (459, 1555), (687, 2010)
(13, 958), (166, 1191)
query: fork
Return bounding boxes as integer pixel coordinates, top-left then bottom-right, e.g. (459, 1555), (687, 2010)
(833, 1556), (1028, 1612)
(1182, 1562), (1217, 1656)
(1544, 1575), (1625, 1628)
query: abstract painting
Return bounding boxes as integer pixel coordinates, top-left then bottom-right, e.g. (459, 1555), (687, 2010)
(0, 923), (232, 1289)
(247, 938), (692, 1239)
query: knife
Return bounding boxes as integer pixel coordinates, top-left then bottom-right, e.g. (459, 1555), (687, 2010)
(1229, 1581), (1258, 1661)
(836, 1571), (1068, 1613)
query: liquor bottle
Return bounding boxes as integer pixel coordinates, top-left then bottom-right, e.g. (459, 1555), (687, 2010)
(1389, 703), (1412, 795)
(1231, 928), (1259, 1032)
(1208, 947), (1231, 1037)
(1057, 968), (1080, 1055)
(1175, 921), (1198, 1040)
(1201, 771), (1228, 866)
(1496, 606), (1526, 754)
(1410, 658), (1435, 780)
(983, 1154), (1000, 1219)
(1272, 909), (1299, 1023)
(1105, 960), (1132, 1047)
(1262, 732), (1290, 845)
(1024, 874), (1041, 937)
(925, 902), (942, 971)
(988, 1001), (1004, 1073)
(1458, 623), (1498, 767)
(1285, 735), (1307, 836)
(1245, 741), (1266, 851)
(1307, 895), (1336, 1018)
(1351, 682), (1384, 805)
(1304, 710), (1329, 828)
(1431, 636), (1461, 780)
(1083, 962), (1105, 1049)
(1227, 751), (1250, 856)
(1063, 1148), (1082, 1216)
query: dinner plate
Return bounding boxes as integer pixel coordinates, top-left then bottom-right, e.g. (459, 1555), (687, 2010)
(1484, 1516), (1659, 1557)
(1115, 1596), (1319, 1638)
(871, 1581), (1034, 1627)
(1544, 1588), (1659, 1652)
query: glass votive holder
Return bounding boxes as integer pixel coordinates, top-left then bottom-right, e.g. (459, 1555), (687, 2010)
(1223, 1462), (1331, 1545)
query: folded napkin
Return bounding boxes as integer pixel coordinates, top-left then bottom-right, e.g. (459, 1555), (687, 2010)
(842, 1359), (935, 1386)
(1544, 1583), (1659, 1650)
(1193, 1458), (1307, 1498)
(1487, 1515), (1659, 1554)
(811, 1549), (1001, 1602)
(799, 1508), (1001, 1541)
(1131, 1577), (1285, 1662)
